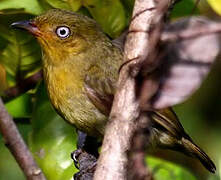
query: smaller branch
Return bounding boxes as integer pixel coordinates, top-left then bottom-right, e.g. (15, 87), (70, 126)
(3, 70), (43, 102)
(127, 113), (153, 180)
(191, 0), (200, 14)
(161, 22), (221, 42)
(0, 97), (46, 180)
(113, 19), (221, 55)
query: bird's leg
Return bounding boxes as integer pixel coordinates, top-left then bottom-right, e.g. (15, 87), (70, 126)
(71, 130), (100, 179)
(72, 130), (99, 167)
(77, 130), (100, 158)
(71, 130), (87, 169)
(72, 150), (97, 180)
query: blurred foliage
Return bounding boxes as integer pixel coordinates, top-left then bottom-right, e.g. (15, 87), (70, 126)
(146, 157), (196, 180)
(0, 64), (7, 92)
(29, 83), (77, 180)
(170, 0), (198, 18)
(207, 0), (221, 15)
(39, 0), (82, 11)
(0, 124), (31, 180)
(5, 93), (32, 118)
(0, 0), (221, 179)
(0, 0), (43, 15)
(82, 0), (128, 37)
(0, 13), (41, 82)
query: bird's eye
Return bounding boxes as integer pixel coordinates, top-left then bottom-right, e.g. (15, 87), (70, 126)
(56, 26), (70, 39)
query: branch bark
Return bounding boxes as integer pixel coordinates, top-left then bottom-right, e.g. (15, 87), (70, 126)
(94, 0), (171, 179)
(127, 113), (153, 180)
(0, 97), (46, 180)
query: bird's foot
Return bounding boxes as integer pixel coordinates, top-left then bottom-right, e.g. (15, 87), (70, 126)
(71, 148), (82, 169)
(73, 161), (97, 180)
(71, 149), (97, 180)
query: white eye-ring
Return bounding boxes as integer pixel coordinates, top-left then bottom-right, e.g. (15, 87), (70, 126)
(56, 26), (70, 39)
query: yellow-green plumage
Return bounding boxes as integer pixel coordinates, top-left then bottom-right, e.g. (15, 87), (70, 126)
(12, 9), (216, 173)
(34, 9), (121, 137)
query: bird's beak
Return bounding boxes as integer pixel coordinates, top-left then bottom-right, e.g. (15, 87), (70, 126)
(11, 20), (41, 36)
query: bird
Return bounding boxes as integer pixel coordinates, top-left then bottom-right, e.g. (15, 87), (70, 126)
(11, 8), (216, 173)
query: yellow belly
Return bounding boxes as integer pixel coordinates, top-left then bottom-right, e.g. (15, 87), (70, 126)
(43, 65), (107, 137)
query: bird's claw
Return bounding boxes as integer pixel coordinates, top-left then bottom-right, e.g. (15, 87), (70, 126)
(71, 149), (82, 169)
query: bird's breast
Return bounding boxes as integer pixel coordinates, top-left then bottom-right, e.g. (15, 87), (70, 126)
(43, 64), (83, 110)
(42, 64), (107, 137)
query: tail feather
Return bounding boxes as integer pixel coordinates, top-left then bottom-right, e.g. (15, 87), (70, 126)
(182, 138), (216, 173)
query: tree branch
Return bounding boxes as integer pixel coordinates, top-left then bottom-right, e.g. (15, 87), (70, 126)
(94, 1), (171, 179)
(0, 97), (46, 180)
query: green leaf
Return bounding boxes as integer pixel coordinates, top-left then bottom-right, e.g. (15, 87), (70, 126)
(147, 156), (197, 180)
(40, 0), (82, 12)
(83, 0), (127, 38)
(0, 15), (41, 78)
(1, 31), (41, 77)
(37, 0), (53, 11)
(120, 0), (134, 17)
(207, 0), (221, 15)
(170, 0), (199, 18)
(0, 0), (44, 15)
(29, 82), (77, 180)
(5, 93), (32, 118)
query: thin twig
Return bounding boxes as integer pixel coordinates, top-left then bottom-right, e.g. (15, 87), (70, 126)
(0, 97), (46, 180)
(3, 70), (43, 102)
(191, 0), (200, 14)
(94, 0), (171, 180)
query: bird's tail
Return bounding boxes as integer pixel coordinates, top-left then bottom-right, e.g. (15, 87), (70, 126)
(182, 137), (216, 173)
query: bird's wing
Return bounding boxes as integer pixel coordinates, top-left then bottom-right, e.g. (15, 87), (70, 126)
(84, 75), (115, 116)
(84, 73), (188, 139)
(150, 108), (189, 139)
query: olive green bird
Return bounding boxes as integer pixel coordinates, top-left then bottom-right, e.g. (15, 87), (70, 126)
(11, 9), (215, 173)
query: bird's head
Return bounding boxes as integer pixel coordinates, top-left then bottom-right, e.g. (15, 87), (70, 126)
(11, 9), (106, 62)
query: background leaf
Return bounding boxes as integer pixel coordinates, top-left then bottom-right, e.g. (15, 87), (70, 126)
(207, 0), (221, 15)
(5, 93), (32, 118)
(40, 0), (82, 11)
(29, 83), (77, 180)
(0, 0), (43, 15)
(147, 156), (196, 180)
(0, 14), (41, 79)
(150, 17), (220, 109)
(0, 124), (30, 180)
(83, 0), (127, 37)
(170, 0), (199, 18)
